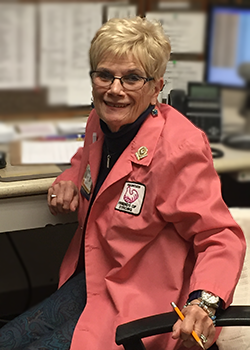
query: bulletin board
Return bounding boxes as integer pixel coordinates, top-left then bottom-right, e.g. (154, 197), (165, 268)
(0, 0), (143, 121)
(0, 0), (246, 121)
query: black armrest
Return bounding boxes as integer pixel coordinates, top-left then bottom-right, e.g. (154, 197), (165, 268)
(115, 306), (250, 350)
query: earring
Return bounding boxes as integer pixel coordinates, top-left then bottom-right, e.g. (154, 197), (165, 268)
(151, 107), (158, 116)
(91, 98), (94, 109)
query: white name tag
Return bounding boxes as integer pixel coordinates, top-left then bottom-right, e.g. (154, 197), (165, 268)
(115, 182), (146, 215)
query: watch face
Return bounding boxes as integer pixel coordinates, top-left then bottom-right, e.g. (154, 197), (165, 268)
(201, 291), (219, 305)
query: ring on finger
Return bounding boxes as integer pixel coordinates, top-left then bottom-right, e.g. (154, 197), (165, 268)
(200, 334), (208, 344)
(51, 194), (57, 198)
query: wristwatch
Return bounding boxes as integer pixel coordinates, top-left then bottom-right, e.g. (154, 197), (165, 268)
(198, 290), (220, 309)
(188, 290), (220, 309)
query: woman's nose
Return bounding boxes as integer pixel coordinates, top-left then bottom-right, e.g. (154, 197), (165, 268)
(108, 78), (124, 95)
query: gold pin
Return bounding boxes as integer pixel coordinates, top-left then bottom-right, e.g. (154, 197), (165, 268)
(136, 146), (148, 161)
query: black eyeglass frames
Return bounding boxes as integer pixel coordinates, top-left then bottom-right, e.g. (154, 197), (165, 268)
(89, 71), (154, 91)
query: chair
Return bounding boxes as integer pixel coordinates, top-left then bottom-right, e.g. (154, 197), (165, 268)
(115, 305), (250, 350)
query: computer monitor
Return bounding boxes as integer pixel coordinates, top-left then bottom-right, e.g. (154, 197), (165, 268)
(205, 4), (250, 88)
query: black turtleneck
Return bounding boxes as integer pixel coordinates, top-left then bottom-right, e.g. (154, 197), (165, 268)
(89, 104), (154, 206)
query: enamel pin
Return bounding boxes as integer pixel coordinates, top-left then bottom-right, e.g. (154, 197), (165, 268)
(135, 146), (148, 161)
(81, 164), (93, 195)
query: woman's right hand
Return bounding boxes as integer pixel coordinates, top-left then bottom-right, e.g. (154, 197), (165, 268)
(47, 180), (79, 216)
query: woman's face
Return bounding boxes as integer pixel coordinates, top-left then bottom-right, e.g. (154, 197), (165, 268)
(91, 55), (164, 132)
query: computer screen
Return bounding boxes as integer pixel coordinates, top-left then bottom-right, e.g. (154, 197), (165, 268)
(206, 5), (250, 88)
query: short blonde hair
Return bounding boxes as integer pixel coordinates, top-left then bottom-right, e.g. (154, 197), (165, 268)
(89, 16), (171, 80)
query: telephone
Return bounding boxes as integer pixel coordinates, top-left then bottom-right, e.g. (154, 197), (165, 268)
(168, 82), (222, 143)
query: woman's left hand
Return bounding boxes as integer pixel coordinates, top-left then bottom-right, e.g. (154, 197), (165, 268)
(172, 302), (216, 348)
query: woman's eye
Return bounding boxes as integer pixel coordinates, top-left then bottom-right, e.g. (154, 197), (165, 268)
(124, 74), (141, 83)
(98, 72), (112, 81)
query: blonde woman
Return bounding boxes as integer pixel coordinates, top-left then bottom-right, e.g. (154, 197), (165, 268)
(0, 17), (245, 350)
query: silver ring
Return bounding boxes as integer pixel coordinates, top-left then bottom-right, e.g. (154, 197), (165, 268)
(51, 194), (57, 198)
(200, 334), (207, 344)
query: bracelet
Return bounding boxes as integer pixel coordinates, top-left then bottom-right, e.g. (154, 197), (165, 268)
(184, 301), (217, 325)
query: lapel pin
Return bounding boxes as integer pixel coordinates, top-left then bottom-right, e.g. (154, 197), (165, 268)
(136, 146), (148, 161)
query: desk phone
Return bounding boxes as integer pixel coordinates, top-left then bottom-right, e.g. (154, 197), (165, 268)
(168, 82), (222, 143)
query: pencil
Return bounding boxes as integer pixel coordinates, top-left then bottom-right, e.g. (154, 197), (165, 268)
(171, 302), (205, 350)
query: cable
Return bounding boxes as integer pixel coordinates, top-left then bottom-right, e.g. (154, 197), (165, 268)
(5, 233), (33, 312)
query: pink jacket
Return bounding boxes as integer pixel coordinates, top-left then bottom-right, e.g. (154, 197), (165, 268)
(54, 104), (245, 350)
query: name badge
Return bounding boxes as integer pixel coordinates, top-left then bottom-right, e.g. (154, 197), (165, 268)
(115, 182), (146, 215)
(80, 164), (92, 200)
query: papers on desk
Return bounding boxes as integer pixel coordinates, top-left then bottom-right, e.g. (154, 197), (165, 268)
(15, 120), (86, 139)
(57, 121), (86, 135)
(9, 119), (86, 165)
(16, 122), (58, 139)
(19, 139), (84, 165)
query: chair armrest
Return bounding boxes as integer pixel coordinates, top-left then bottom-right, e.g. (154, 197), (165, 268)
(115, 306), (250, 350)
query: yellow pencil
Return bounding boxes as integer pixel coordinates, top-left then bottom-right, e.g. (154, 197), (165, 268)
(171, 302), (205, 350)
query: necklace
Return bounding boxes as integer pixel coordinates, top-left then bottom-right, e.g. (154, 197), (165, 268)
(107, 154), (111, 168)
(105, 142), (119, 169)
(106, 149), (119, 168)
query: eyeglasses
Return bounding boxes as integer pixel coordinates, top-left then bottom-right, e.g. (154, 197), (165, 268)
(90, 70), (154, 91)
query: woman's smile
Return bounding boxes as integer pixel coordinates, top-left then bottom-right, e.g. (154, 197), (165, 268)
(104, 101), (130, 108)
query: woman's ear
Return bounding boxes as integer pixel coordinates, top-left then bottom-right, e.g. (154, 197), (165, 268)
(150, 78), (164, 105)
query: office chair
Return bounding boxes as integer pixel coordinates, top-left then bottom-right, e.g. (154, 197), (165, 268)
(115, 305), (250, 350)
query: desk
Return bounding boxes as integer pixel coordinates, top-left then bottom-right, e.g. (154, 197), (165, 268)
(0, 146), (77, 233)
(0, 117), (87, 233)
(0, 177), (77, 233)
(211, 143), (250, 174)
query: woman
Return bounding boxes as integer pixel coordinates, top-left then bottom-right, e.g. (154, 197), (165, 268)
(0, 16), (245, 350)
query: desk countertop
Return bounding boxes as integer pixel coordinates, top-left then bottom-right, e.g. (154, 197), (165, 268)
(0, 177), (55, 199)
(211, 143), (250, 174)
(0, 158), (61, 198)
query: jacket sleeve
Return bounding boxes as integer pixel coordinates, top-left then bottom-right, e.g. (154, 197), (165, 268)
(157, 131), (246, 307)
